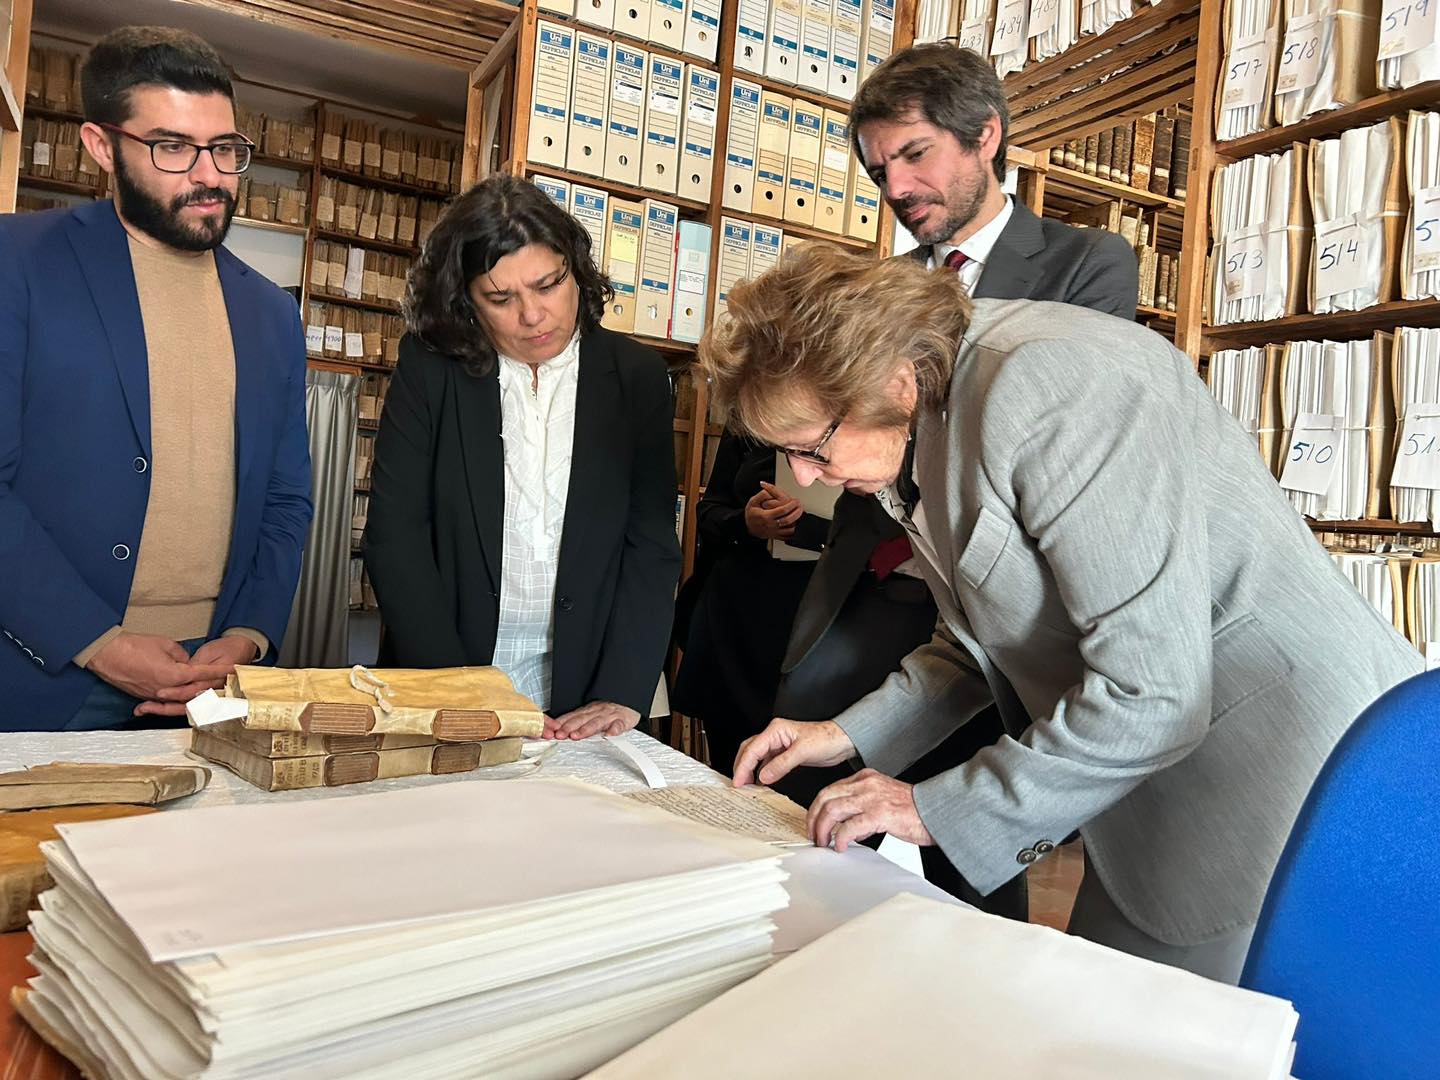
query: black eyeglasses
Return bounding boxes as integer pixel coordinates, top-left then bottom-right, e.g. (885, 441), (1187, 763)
(100, 124), (254, 174)
(783, 419), (842, 465)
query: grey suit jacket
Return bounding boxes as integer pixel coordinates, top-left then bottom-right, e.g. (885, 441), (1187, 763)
(781, 202), (1138, 673)
(834, 298), (1422, 946)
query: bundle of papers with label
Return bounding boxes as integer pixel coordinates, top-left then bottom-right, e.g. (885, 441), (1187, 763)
(1209, 144), (1310, 324)
(16, 780), (789, 1080)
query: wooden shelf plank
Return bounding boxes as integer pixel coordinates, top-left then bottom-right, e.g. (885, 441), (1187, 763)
(1204, 299), (1440, 348)
(1137, 304), (1177, 320)
(314, 227), (419, 257)
(1307, 518), (1440, 538)
(320, 163), (457, 201)
(20, 103), (82, 125)
(16, 173), (102, 197)
(1216, 81), (1440, 161)
(746, 71), (856, 118)
(720, 206), (874, 251)
(632, 333), (698, 358)
(231, 215), (309, 236)
(313, 290), (405, 316)
(522, 162), (712, 215)
(536, 12), (720, 79)
(1041, 163), (1185, 212)
(249, 152), (314, 171)
(0, 71), (21, 133)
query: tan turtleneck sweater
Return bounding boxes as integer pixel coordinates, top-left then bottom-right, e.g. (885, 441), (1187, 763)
(75, 236), (267, 665)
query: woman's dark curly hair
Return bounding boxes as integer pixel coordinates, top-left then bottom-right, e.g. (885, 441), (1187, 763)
(404, 175), (614, 377)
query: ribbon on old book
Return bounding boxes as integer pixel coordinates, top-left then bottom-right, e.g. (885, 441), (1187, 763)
(349, 665), (397, 714)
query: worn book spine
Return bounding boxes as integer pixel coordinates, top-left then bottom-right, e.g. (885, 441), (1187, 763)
(1083, 133), (1100, 176)
(192, 730), (525, 791)
(1156, 253), (1173, 308)
(1171, 113), (1192, 199)
(1115, 124), (1133, 186)
(1050, 145), (1065, 165)
(1063, 139), (1080, 170)
(1096, 129), (1113, 180)
(1150, 113), (1174, 196)
(1131, 113), (1156, 193)
(207, 721), (437, 758)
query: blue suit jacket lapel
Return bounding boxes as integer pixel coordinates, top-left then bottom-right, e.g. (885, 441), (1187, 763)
(214, 246), (258, 493)
(67, 202), (151, 458)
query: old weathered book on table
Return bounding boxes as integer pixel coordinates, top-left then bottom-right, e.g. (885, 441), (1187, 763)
(206, 720), (438, 759)
(0, 764), (209, 811)
(0, 805), (155, 931)
(219, 665), (546, 740)
(191, 729), (527, 791)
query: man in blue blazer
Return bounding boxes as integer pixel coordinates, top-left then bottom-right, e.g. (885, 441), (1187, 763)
(0, 27), (311, 730)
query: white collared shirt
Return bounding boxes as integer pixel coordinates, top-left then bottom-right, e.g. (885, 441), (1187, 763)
(491, 332), (581, 711)
(927, 194), (1015, 295)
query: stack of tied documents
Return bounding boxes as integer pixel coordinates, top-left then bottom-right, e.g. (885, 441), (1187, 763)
(187, 665), (545, 791)
(14, 779), (789, 1079)
(594, 893), (1302, 1079)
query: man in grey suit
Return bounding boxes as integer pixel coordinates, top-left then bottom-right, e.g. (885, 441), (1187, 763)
(772, 43), (1137, 920)
(708, 245), (1420, 982)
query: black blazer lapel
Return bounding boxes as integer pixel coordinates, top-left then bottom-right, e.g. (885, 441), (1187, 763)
(973, 202), (1044, 301)
(67, 202), (152, 458)
(557, 332), (624, 586)
(456, 366), (504, 593)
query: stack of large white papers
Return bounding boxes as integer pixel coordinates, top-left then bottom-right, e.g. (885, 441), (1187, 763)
(17, 779), (789, 1079)
(592, 894), (1301, 1079)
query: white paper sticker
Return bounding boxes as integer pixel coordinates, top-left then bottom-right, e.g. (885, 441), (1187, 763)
(650, 90), (681, 115)
(823, 146), (849, 174)
(324, 326), (344, 351)
(185, 688), (251, 727)
(1391, 404), (1440, 489)
(343, 247), (365, 299)
(1279, 413), (1341, 495)
(990, 0), (1027, 55)
(305, 324), (325, 355)
(31, 142), (51, 167)
(957, 20), (988, 51)
(613, 81), (644, 108)
(604, 735), (668, 789)
(1223, 224), (1267, 300)
(344, 331), (365, 359)
(1028, 0), (1060, 37)
(686, 100), (717, 128)
(1221, 34), (1271, 111)
(1275, 11), (1323, 94)
(1314, 215), (1369, 299)
(1425, 641), (1440, 670)
(1378, 0), (1437, 59)
(1413, 185), (1440, 273)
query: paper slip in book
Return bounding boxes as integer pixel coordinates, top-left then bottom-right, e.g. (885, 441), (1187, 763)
(17, 779), (790, 1079)
(190, 729), (526, 792)
(206, 664), (545, 740)
(593, 893), (1301, 1079)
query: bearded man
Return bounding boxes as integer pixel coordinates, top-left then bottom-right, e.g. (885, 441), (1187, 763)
(0, 26), (312, 729)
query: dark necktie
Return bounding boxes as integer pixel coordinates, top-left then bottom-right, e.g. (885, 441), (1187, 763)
(943, 249), (969, 272)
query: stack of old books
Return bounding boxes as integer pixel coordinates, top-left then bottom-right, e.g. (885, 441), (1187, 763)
(187, 665), (546, 792)
(16, 779), (790, 1078)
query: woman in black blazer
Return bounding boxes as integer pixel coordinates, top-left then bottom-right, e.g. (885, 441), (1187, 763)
(363, 176), (681, 740)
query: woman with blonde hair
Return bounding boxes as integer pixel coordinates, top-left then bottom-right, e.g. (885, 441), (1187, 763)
(716, 243), (1419, 982)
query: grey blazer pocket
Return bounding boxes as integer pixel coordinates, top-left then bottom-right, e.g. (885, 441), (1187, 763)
(956, 507), (1013, 591)
(1211, 614), (1294, 719)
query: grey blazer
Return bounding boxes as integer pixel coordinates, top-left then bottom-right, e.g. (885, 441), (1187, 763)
(782, 202), (1138, 673)
(834, 298), (1422, 947)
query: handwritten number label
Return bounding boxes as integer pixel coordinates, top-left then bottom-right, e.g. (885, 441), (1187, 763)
(1222, 32), (1270, 111)
(1276, 12), (1323, 94)
(1223, 225), (1267, 300)
(1280, 413), (1341, 496)
(1413, 185), (1440, 274)
(957, 20), (988, 51)
(1029, 0), (1060, 37)
(1379, 0), (1437, 58)
(990, 0), (1028, 55)
(1391, 405), (1440, 490)
(1314, 215), (1369, 299)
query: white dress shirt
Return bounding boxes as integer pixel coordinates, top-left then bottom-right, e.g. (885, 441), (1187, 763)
(491, 332), (581, 711)
(926, 194), (1015, 294)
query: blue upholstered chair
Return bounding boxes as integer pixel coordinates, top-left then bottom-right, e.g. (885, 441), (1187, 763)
(1240, 669), (1440, 1079)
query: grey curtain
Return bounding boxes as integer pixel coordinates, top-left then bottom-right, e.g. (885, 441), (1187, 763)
(280, 368), (359, 668)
